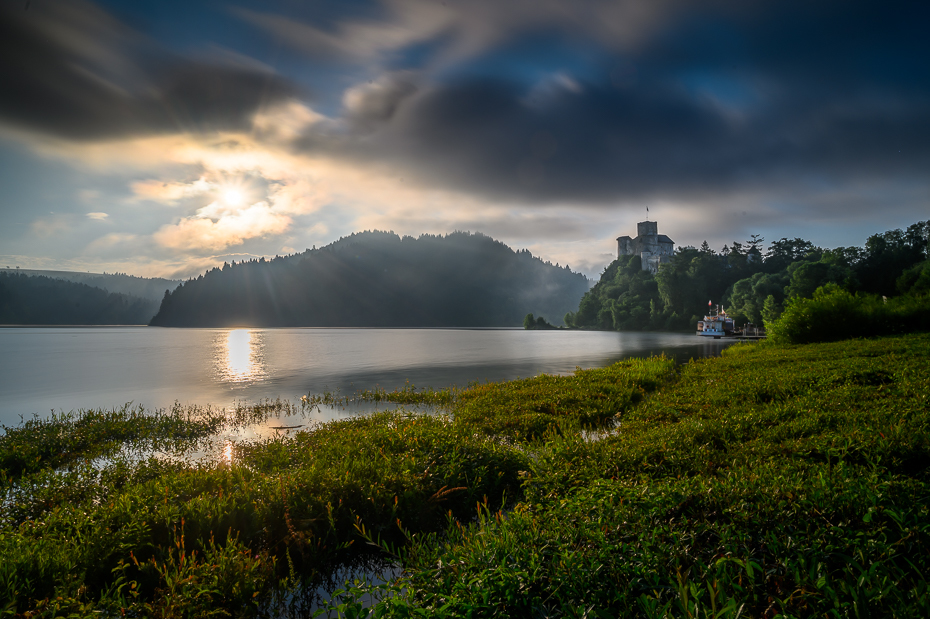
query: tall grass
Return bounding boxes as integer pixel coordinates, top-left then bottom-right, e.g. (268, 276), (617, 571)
(0, 409), (533, 615)
(2, 337), (929, 616)
(377, 334), (930, 617)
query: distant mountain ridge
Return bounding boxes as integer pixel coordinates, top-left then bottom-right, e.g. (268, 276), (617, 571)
(0, 272), (160, 325)
(0, 269), (181, 302)
(150, 231), (590, 327)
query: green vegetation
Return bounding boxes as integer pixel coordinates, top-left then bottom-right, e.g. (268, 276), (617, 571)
(522, 313), (559, 330)
(0, 273), (160, 325)
(150, 231), (589, 327)
(768, 283), (930, 344)
(302, 383), (457, 408)
(3, 336), (930, 616)
(0, 404), (223, 480)
(567, 221), (929, 332)
(380, 334), (930, 616)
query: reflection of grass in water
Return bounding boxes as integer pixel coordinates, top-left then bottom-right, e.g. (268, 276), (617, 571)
(2, 335), (930, 616)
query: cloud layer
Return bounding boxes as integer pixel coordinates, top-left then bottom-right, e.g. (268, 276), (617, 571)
(1, 0), (928, 278)
(0, 0), (299, 140)
(282, 0), (930, 204)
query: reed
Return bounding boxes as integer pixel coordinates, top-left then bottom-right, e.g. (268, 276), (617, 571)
(1, 335), (929, 616)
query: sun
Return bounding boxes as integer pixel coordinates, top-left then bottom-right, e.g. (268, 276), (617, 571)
(223, 189), (243, 206)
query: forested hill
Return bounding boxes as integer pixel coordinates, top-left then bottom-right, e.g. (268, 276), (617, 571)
(0, 273), (160, 325)
(0, 269), (181, 302)
(150, 231), (590, 327)
(567, 220), (929, 331)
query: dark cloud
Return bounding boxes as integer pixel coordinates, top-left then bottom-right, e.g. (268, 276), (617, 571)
(0, 0), (300, 140)
(343, 72), (419, 131)
(291, 0), (930, 204)
(3, 0), (929, 210)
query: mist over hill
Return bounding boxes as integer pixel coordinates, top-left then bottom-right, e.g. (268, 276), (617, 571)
(0, 269), (181, 302)
(150, 231), (590, 327)
(0, 273), (160, 325)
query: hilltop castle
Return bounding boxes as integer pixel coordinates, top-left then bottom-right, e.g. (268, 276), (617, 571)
(617, 220), (674, 274)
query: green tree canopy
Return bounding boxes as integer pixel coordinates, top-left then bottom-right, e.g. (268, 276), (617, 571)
(569, 220), (928, 333)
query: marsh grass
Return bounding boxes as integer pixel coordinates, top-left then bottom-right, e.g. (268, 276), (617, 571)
(451, 357), (676, 441)
(369, 335), (930, 617)
(0, 403), (228, 481)
(302, 383), (457, 410)
(2, 337), (929, 616)
(0, 408), (531, 616)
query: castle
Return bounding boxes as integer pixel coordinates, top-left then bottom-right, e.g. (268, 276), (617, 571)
(617, 220), (674, 274)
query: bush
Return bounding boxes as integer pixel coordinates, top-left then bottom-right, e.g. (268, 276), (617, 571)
(898, 260), (930, 295)
(768, 283), (930, 344)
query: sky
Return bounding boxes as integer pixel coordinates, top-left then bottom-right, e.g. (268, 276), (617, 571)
(0, 0), (927, 280)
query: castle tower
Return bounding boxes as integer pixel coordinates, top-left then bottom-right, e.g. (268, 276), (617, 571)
(637, 221), (658, 237)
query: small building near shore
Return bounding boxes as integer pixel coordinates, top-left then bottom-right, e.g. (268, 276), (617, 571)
(617, 220), (674, 273)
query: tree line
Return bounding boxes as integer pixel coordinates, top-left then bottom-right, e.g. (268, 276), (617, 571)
(0, 269), (180, 302)
(0, 273), (160, 325)
(565, 221), (929, 331)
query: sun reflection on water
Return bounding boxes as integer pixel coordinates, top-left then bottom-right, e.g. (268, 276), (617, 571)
(223, 442), (234, 466)
(218, 329), (266, 383)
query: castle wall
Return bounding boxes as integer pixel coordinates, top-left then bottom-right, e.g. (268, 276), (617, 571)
(640, 235), (659, 254)
(617, 236), (635, 256)
(644, 253), (671, 274)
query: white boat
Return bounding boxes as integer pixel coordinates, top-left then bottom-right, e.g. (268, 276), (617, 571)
(696, 304), (734, 339)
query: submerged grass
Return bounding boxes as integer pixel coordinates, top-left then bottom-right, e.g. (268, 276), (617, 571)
(302, 383), (457, 409)
(0, 403), (225, 481)
(1, 336), (930, 616)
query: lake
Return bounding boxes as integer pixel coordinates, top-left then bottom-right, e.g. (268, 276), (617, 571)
(0, 327), (734, 428)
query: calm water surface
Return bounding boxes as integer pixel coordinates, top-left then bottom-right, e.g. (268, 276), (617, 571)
(0, 327), (733, 427)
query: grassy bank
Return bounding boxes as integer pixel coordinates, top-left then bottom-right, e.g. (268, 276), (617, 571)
(2, 337), (929, 616)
